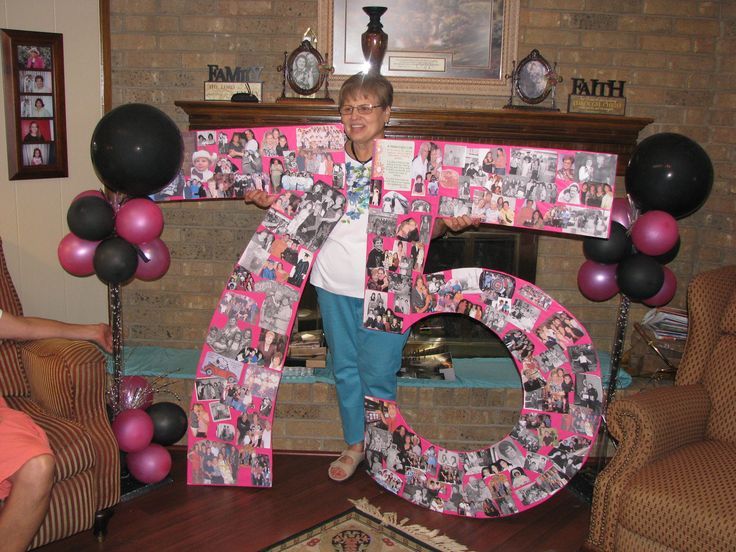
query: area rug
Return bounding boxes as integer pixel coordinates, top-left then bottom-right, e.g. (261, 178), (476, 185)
(261, 498), (472, 552)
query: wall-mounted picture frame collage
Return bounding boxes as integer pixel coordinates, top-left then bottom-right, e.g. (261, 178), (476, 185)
(1, 28), (68, 180)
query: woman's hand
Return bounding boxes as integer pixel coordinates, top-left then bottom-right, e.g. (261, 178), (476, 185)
(245, 190), (276, 209)
(431, 215), (480, 239)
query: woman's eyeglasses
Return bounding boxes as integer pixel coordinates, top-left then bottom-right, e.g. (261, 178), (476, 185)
(338, 104), (384, 116)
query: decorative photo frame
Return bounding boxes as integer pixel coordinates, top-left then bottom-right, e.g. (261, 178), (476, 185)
(285, 40), (327, 97)
(1, 29), (67, 180)
(513, 49), (553, 105)
(318, 0), (519, 96)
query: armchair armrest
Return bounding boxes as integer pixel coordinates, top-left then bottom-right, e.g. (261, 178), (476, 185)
(19, 338), (109, 425)
(19, 338), (121, 511)
(587, 384), (710, 552)
(607, 383), (710, 467)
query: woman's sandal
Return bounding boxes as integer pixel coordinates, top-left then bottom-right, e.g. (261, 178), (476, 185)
(328, 449), (365, 482)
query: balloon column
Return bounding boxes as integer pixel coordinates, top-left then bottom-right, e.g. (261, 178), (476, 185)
(59, 108), (183, 285)
(577, 133), (714, 308)
(58, 104), (183, 484)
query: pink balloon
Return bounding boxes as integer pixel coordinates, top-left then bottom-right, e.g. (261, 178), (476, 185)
(120, 375), (154, 410)
(610, 197), (634, 229)
(73, 189), (106, 202)
(630, 210), (679, 256)
(643, 266), (677, 307)
(126, 443), (172, 484)
(57, 233), (100, 276)
(577, 260), (619, 302)
(112, 408), (154, 453)
(115, 198), (164, 245)
(135, 239), (171, 281)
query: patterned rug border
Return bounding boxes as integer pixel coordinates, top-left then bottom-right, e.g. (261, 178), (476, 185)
(260, 497), (472, 552)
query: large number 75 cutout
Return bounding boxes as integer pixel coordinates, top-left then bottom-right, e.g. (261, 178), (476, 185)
(186, 132), (605, 520)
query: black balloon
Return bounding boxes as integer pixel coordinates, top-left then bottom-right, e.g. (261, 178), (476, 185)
(616, 254), (665, 300)
(93, 237), (139, 284)
(653, 237), (681, 265)
(625, 133), (713, 219)
(146, 402), (188, 446)
(90, 103), (184, 197)
(583, 222), (632, 264)
(67, 196), (115, 241)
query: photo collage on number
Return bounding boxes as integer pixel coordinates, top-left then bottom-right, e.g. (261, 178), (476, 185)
(17, 44), (56, 167)
(185, 124), (347, 488)
(362, 136), (606, 517)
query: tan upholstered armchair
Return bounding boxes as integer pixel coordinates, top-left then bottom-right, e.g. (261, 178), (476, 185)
(0, 239), (119, 549)
(586, 265), (736, 552)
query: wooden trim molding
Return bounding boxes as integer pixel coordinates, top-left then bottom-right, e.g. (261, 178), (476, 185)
(175, 101), (652, 175)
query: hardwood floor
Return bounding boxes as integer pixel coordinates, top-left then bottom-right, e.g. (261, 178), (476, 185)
(38, 449), (591, 551)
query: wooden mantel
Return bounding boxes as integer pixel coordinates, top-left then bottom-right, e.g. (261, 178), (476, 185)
(176, 101), (653, 176)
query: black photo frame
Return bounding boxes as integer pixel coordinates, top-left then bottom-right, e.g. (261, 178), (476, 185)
(1, 29), (67, 180)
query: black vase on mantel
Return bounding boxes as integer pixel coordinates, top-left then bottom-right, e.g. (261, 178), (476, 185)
(361, 6), (388, 74)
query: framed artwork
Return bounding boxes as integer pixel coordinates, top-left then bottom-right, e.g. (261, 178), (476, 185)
(1, 29), (67, 180)
(318, 0), (519, 96)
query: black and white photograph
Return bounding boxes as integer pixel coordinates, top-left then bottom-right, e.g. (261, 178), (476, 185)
(481, 305), (507, 333)
(206, 318), (252, 360)
(367, 209), (398, 237)
(195, 377), (226, 402)
(569, 343), (597, 373)
(209, 401), (231, 423)
(515, 482), (549, 506)
(537, 345), (567, 373)
(215, 423), (236, 442)
(575, 374), (603, 414)
(509, 148), (557, 184)
(381, 191), (409, 214)
(524, 451), (548, 474)
(508, 298), (542, 332)
(548, 436), (591, 478)
(503, 329), (535, 361)
(575, 152), (616, 186)
(258, 286), (295, 335)
(518, 285), (553, 311)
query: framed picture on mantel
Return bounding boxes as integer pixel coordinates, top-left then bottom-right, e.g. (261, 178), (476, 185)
(318, 0), (519, 97)
(1, 29), (68, 180)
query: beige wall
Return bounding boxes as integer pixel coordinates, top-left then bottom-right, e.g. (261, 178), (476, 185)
(0, 0), (108, 323)
(109, 1), (735, 353)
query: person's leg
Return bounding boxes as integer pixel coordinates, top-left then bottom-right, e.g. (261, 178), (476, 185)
(316, 287), (364, 445)
(0, 453), (55, 552)
(316, 287), (367, 480)
(357, 323), (409, 404)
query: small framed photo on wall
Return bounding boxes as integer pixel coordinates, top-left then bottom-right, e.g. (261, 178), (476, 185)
(1, 29), (67, 180)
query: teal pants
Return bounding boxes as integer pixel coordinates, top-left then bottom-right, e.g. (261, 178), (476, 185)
(316, 287), (410, 445)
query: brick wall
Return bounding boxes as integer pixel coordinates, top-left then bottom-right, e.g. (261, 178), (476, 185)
(109, 1), (734, 448)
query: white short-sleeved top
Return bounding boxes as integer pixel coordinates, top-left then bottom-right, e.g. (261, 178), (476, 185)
(309, 155), (371, 298)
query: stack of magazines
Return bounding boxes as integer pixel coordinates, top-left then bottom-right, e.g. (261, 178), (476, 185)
(641, 307), (689, 340)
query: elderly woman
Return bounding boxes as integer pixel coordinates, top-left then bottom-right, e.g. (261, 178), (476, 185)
(245, 73), (475, 481)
